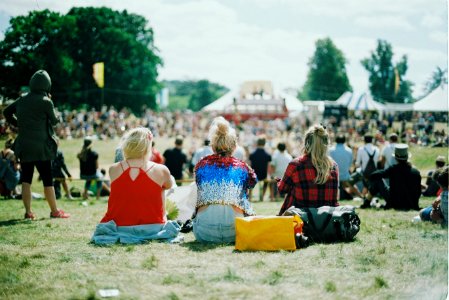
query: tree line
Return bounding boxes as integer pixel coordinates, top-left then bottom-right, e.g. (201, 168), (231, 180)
(0, 7), (446, 112)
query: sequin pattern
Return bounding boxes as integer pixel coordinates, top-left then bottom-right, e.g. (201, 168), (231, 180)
(195, 154), (257, 215)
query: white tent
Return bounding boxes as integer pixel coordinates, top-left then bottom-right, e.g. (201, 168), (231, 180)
(413, 84), (448, 112)
(384, 102), (413, 112)
(201, 88), (304, 113)
(202, 90), (235, 112)
(336, 91), (386, 111)
(280, 92), (304, 112)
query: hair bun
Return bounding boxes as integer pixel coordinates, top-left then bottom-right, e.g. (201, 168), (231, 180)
(216, 122), (229, 136)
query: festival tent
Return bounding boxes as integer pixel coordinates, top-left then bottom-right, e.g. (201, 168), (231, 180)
(202, 90), (235, 112)
(201, 88), (304, 113)
(413, 84), (448, 112)
(336, 91), (386, 111)
(383, 102), (413, 112)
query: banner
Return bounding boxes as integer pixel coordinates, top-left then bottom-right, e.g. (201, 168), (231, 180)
(93, 62), (104, 88)
(394, 68), (400, 96)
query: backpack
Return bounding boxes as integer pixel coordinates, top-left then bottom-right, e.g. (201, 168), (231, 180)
(283, 206), (361, 243)
(362, 148), (377, 178)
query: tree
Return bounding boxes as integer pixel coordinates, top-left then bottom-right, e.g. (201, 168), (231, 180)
(423, 67), (447, 95)
(0, 10), (79, 102)
(0, 7), (162, 113)
(299, 37), (352, 100)
(161, 80), (228, 111)
(361, 39), (413, 103)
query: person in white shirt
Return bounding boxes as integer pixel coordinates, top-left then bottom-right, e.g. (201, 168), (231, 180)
(271, 143), (292, 200)
(379, 133), (398, 170)
(233, 144), (246, 161)
(191, 139), (214, 167)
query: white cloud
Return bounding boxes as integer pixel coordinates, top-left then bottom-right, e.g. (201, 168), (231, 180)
(421, 14), (444, 28)
(0, 0), (446, 98)
(354, 15), (414, 31)
(429, 31), (448, 44)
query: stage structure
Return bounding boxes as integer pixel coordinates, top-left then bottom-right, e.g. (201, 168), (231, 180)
(202, 81), (303, 122)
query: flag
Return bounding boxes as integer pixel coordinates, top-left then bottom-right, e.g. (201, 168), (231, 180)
(394, 67), (400, 96)
(93, 62), (104, 88)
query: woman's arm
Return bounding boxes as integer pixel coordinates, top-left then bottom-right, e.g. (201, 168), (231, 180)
(277, 163), (295, 194)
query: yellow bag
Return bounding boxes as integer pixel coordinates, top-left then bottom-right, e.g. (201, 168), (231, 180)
(235, 215), (303, 251)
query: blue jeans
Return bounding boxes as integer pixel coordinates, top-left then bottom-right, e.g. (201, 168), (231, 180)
(193, 205), (243, 244)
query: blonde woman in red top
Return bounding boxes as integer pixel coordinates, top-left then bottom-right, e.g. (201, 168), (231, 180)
(92, 127), (180, 245)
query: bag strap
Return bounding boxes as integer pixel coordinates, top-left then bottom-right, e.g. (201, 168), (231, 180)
(364, 148), (376, 158)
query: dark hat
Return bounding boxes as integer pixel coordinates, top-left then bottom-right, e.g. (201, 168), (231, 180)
(83, 137), (93, 148)
(393, 144), (411, 161)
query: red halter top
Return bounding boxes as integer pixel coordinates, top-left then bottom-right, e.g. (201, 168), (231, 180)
(100, 161), (165, 226)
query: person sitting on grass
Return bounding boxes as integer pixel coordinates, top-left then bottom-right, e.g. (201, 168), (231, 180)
(422, 155), (446, 197)
(363, 144), (421, 210)
(193, 117), (257, 244)
(91, 127), (180, 245)
(418, 166), (448, 227)
(278, 124), (339, 215)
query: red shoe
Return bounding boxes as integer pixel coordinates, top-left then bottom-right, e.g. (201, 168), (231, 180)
(50, 209), (70, 218)
(24, 212), (36, 220)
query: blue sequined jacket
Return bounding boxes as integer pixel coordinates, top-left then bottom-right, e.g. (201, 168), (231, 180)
(194, 154), (257, 216)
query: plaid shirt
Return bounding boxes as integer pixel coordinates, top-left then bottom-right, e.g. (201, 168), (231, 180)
(278, 154), (339, 215)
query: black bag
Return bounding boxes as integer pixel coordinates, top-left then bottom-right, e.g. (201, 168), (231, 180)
(283, 206), (361, 243)
(362, 149), (377, 179)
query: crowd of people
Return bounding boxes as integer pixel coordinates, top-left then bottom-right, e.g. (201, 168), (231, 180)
(0, 70), (447, 245)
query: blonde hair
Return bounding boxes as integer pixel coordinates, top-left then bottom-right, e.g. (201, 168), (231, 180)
(303, 124), (334, 185)
(209, 117), (237, 156)
(120, 127), (153, 160)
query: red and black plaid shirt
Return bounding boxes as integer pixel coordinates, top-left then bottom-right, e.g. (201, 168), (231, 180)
(278, 154), (339, 215)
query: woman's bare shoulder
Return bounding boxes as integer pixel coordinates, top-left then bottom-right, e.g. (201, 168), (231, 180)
(109, 162), (125, 181)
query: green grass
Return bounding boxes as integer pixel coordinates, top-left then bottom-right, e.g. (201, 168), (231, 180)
(0, 138), (447, 299)
(0, 197), (447, 299)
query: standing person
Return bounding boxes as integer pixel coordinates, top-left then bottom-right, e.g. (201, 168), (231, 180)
(52, 140), (73, 199)
(77, 138), (102, 200)
(163, 136), (188, 182)
(329, 134), (362, 199)
(249, 136), (272, 201)
(270, 142), (292, 200)
(193, 117), (257, 243)
(364, 144), (421, 210)
(191, 139), (213, 167)
(92, 127), (180, 244)
(278, 124), (339, 215)
(3, 70), (69, 219)
(355, 133), (380, 196)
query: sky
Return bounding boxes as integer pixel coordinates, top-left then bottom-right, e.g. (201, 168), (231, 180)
(0, 0), (447, 98)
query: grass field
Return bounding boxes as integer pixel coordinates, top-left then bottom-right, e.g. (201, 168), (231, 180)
(0, 138), (447, 299)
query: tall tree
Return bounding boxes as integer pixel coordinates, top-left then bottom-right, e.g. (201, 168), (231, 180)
(361, 39), (413, 103)
(0, 7), (162, 113)
(300, 37), (352, 100)
(423, 66), (447, 95)
(0, 10), (79, 103)
(186, 80), (228, 112)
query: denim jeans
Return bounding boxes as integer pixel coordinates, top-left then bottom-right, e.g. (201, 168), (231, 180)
(193, 205), (243, 243)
